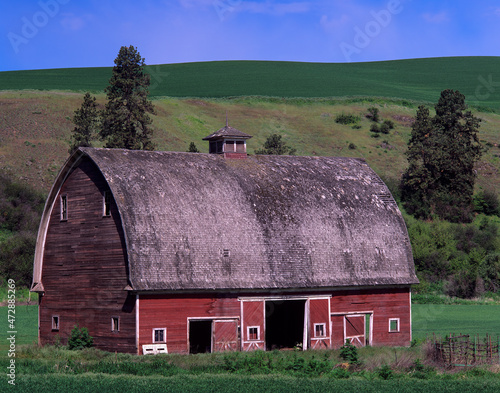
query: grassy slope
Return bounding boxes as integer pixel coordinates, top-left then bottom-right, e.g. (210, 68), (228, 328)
(1, 92), (499, 194)
(1, 57), (500, 108)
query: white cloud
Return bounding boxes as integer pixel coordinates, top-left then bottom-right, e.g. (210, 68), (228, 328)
(422, 11), (449, 24)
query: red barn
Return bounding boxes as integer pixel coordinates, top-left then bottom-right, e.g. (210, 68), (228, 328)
(32, 126), (418, 354)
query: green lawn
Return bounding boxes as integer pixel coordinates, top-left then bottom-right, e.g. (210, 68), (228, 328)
(412, 304), (500, 340)
(1, 57), (500, 109)
(0, 304), (38, 351)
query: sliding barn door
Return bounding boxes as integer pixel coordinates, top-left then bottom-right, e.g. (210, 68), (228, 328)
(344, 314), (365, 347)
(213, 319), (239, 352)
(241, 300), (265, 351)
(308, 297), (331, 349)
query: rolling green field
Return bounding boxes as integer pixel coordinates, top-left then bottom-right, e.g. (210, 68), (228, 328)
(1, 57), (500, 109)
(412, 304), (500, 340)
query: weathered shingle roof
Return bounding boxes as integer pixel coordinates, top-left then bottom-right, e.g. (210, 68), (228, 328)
(74, 148), (417, 291)
(202, 126), (253, 140)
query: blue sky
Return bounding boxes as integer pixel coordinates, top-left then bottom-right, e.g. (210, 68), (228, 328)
(1, 0), (500, 71)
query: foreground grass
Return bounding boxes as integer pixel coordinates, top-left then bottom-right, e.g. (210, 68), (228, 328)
(8, 373), (500, 393)
(4, 345), (500, 392)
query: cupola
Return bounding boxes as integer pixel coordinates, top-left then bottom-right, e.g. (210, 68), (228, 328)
(203, 117), (252, 159)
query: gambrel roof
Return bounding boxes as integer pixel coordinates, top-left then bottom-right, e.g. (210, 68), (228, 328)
(33, 148), (417, 292)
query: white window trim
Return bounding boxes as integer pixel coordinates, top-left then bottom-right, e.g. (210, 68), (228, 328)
(247, 326), (260, 341)
(153, 328), (167, 343)
(389, 318), (400, 333)
(314, 323), (326, 338)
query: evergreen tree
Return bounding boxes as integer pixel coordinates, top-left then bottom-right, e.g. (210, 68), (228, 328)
(69, 92), (99, 154)
(100, 45), (155, 150)
(255, 134), (296, 155)
(187, 142), (200, 153)
(401, 90), (482, 222)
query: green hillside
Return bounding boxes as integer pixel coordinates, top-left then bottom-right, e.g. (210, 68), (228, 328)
(1, 57), (500, 109)
(1, 92), (499, 196)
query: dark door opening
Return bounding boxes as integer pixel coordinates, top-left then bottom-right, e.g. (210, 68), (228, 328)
(189, 320), (212, 354)
(265, 300), (305, 350)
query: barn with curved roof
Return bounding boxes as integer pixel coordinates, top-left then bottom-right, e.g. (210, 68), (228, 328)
(32, 129), (417, 354)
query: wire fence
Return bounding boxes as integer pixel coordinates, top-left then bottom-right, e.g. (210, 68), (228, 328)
(433, 334), (500, 368)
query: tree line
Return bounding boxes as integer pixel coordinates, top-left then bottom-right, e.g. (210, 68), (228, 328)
(69, 45), (155, 153)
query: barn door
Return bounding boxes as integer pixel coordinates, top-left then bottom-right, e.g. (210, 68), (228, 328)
(213, 319), (239, 352)
(241, 300), (265, 351)
(344, 314), (365, 347)
(308, 298), (331, 349)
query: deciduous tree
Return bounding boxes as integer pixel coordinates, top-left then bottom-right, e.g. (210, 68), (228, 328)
(401, 89), (482, 222)
(255, 134), (296, 155)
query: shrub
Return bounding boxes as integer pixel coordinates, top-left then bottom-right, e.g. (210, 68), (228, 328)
(339, 340), (359, 364)
(376, 364), (393, 380)
(473, 190), (499, 216)
(370, 123), (380, 133)
(367, 107), (380, 122)
(335, 113), (360, 125)
(68, 325), (93, 350)
(348, 143), (357, 150)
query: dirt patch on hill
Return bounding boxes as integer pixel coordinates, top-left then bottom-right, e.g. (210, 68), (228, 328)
(392, 115), (415, 126)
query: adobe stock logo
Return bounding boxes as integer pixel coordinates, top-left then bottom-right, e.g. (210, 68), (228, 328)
(340, 0), (405, 62)
(213, 0), (242, 22)
(8, 0), (70, 54)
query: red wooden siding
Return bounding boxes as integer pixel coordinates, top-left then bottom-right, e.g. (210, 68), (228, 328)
(39, 158), (136, 353)
(138, 294), (240, 354)
(138, 288), (411, 354)
(308, 298), (331, 349)
(330, 287), (411, 348)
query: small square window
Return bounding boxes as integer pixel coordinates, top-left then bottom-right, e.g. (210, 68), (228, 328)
(111, 317), (119, 332)
(389, 318), (400, 333)
(248, 326), (259, 341)
(153, 328), (166, 343)
(314, 323), (326, 338)
(103, 191), (111, 217)
(52, 316), (59, 331)
(60, 195), (67, 221)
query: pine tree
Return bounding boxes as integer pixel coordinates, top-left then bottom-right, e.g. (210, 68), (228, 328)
(401, 90), (482, 222)
(187, 142), (200, 153)
(69, 92), (100, 154)
(100, 45), (155, 150)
